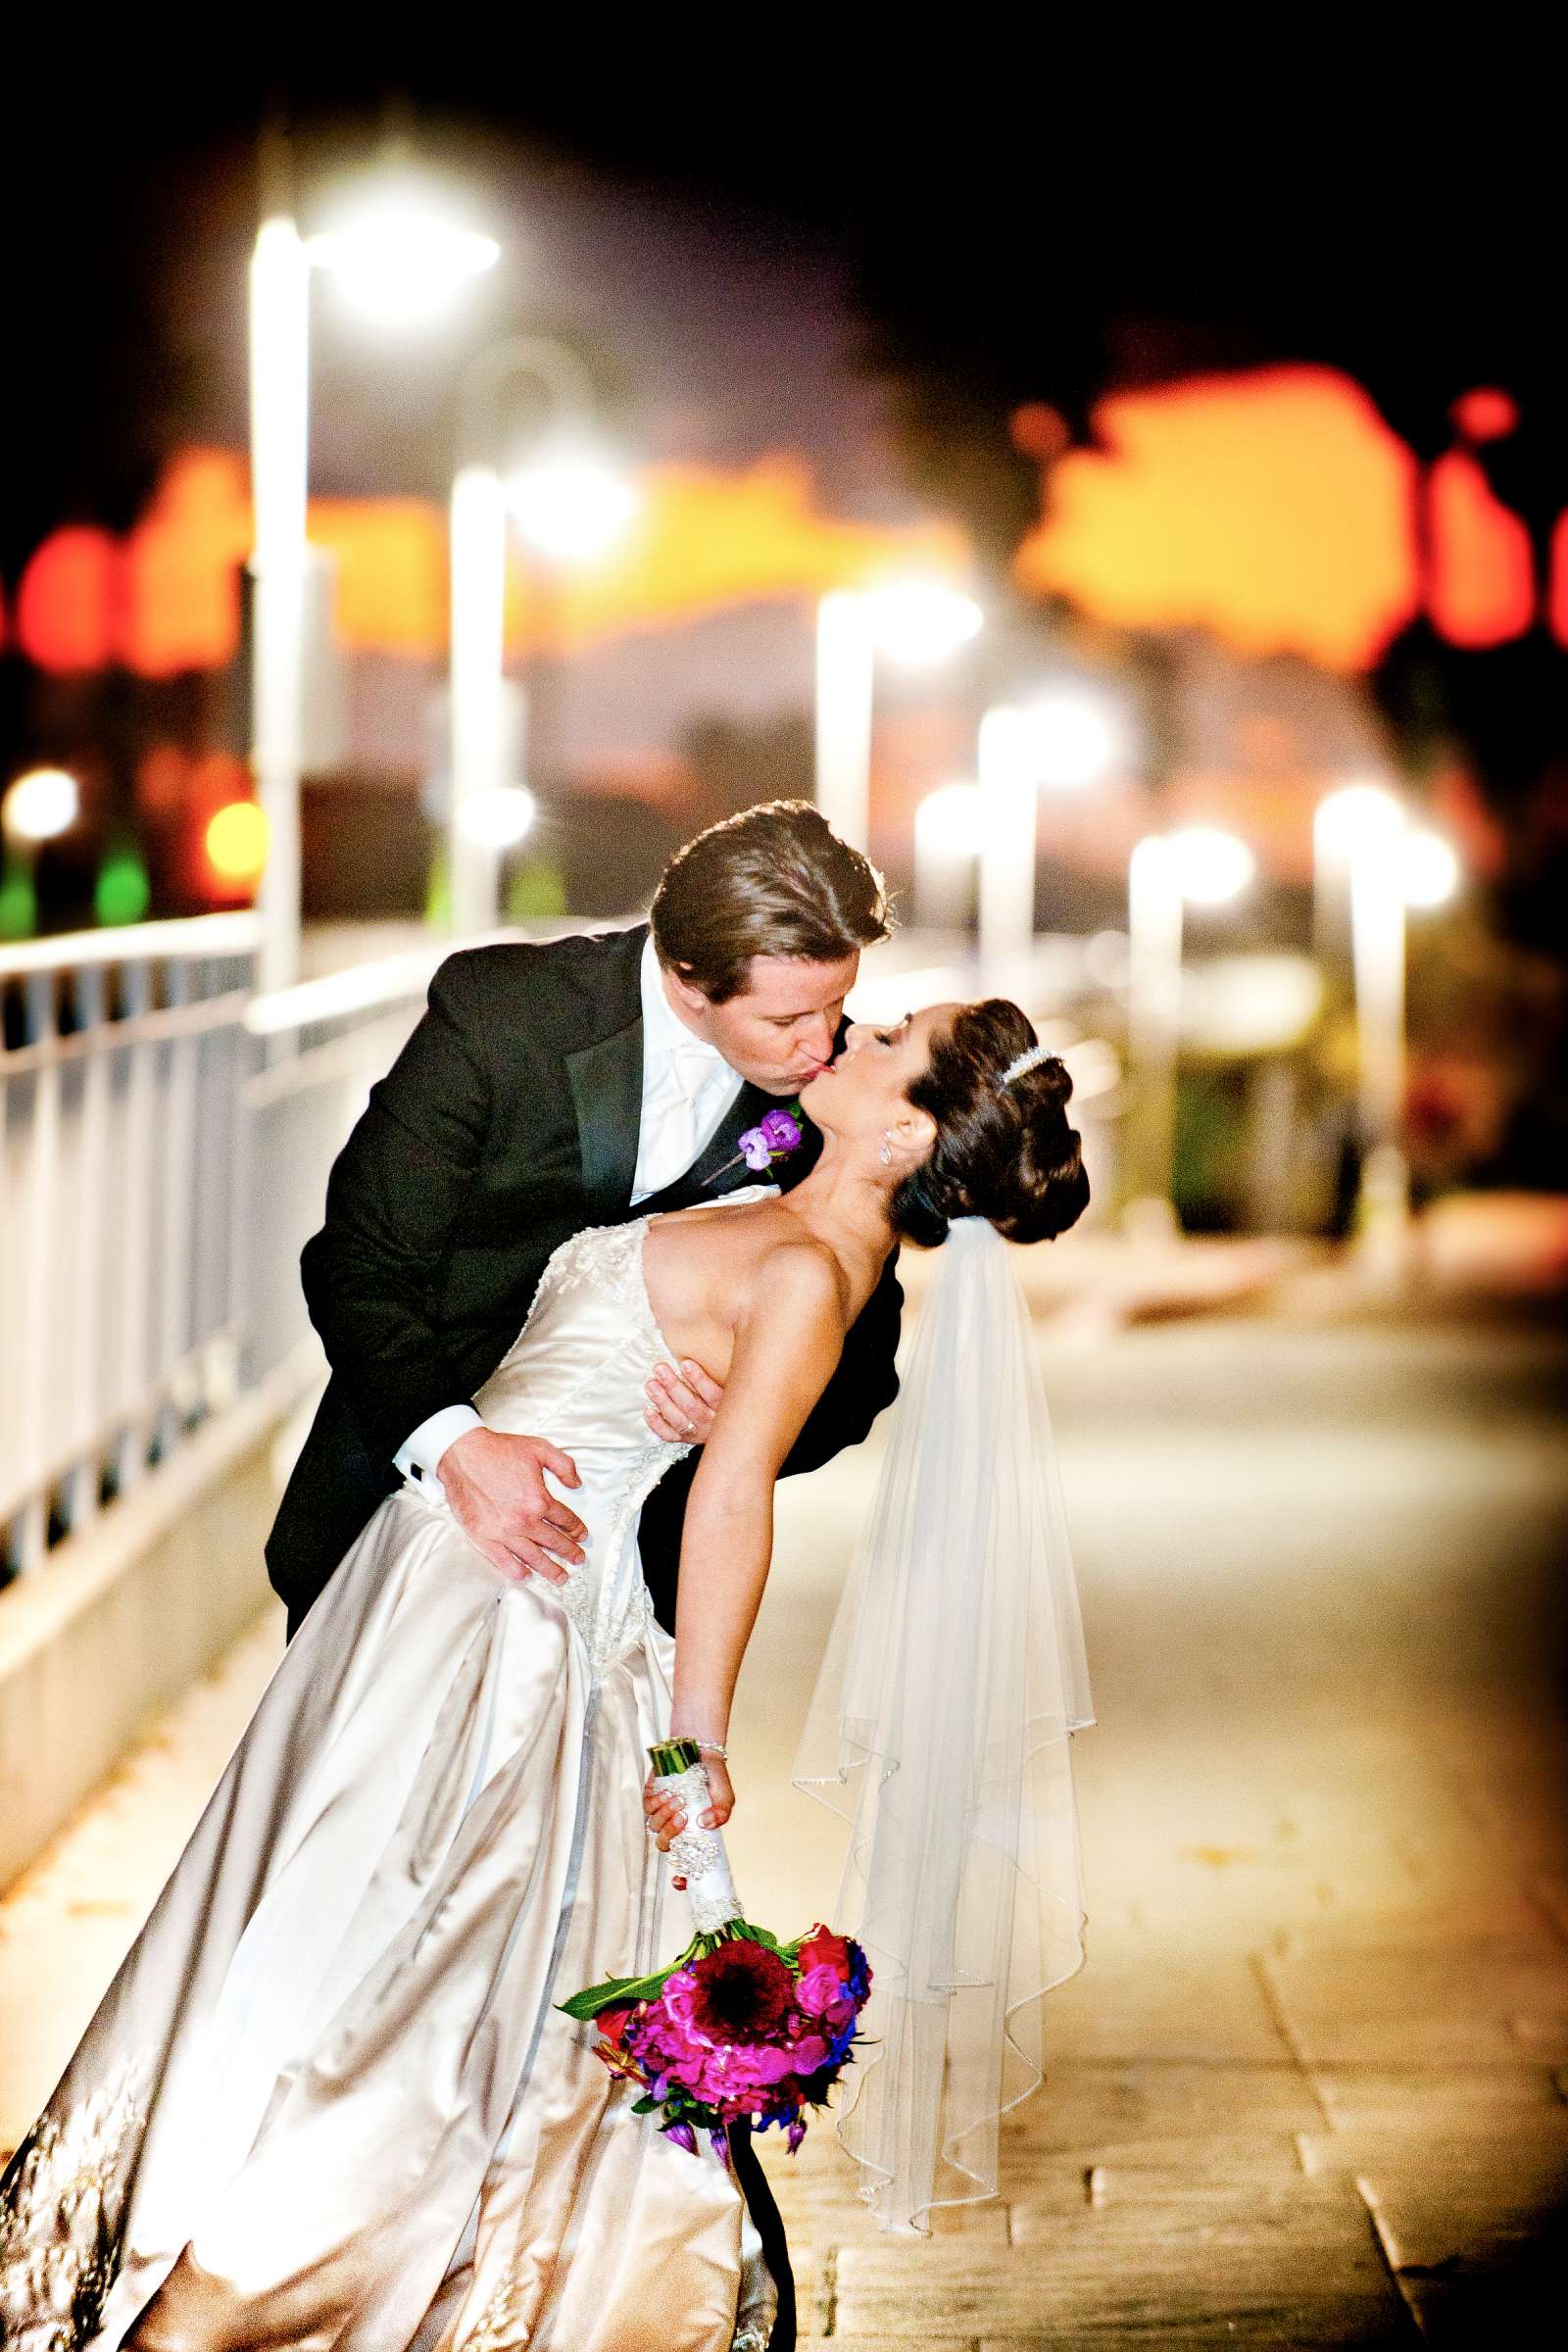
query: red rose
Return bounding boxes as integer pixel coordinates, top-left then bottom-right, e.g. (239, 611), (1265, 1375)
(797, 1925), (853, 1980)
(688, 1940), (798, 2043)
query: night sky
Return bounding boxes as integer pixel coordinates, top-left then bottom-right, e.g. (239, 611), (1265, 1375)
(8, 43), (1561, 562)
(6, 39), (1566, 958)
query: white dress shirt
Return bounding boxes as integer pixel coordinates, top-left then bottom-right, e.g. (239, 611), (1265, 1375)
(394, 936), (743, 1494)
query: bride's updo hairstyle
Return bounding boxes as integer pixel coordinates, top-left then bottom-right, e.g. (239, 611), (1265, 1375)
(892, 1000), (1090, 1247)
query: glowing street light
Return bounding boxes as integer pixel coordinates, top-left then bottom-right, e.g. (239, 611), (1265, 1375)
(913, 780), (984, 927)
(449, 338), (640, 934)
(1312, 786), (1461, 1259)
(507, 440), (641, 564)
(455, 784), (537, 851)
(1124, 826), (1253, 1235)
(307, 187), (499, 329)
(1021, 683), (1133, 792)
(1165, 825), (1256, 906)
(249, 165), (498, 990)
(972, 687), (1138, 985)
(814, 580), (983, 852)
(1400, 827), (1460, 909)
(2, 767), (79, 843)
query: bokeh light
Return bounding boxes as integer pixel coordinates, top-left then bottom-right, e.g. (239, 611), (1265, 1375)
(860, 580), (984, 665)
(456, 784), (537, 850)
(308, 183), (499, 329)
(95, 848), (152, 927)
(205, 801), (270, 883)
(3, 766), (79, 842)
(1166, 825), (1255, 904)
(506, 446), (641, 564)
(1400, 829), (1461, 909)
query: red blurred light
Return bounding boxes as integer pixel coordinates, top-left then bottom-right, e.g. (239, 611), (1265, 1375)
(1427, 450), (1536, 647)
(1450, 388), (1519, 443)
(17, 527), (118, 671)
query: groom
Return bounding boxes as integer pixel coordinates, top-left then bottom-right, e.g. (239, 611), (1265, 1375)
(265, 799), (906, 1643)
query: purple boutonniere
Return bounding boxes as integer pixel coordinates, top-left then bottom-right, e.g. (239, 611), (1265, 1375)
(705, 1102), (806, 1187)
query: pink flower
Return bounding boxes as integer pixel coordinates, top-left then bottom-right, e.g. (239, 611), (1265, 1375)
(794, 1965), (845, 2018)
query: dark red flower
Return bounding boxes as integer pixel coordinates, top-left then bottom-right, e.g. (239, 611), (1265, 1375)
(688, 1940), (798, 2042)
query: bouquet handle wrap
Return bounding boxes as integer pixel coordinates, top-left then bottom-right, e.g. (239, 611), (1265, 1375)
(649, 1740), (744, 1936)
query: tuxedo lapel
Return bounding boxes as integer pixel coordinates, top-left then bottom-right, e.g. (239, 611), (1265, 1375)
(566, 1019), (644, 1220)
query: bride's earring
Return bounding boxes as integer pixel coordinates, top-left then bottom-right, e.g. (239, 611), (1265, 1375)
(879, 1130), (894, 1166)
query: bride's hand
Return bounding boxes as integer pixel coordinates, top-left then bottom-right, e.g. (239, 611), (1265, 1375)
(643, 1756), (735, 1890)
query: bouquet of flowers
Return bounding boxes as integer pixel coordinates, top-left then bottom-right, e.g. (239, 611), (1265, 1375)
(557, 1740), (872, 2159)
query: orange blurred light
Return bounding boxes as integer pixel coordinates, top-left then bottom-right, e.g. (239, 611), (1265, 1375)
(1010, 403), (1071, 462)
(205, 800), (269, 882)
(309, 496), (449, 654)
(1427, 450), (1536, 647)
(17, 526), (119, 671)
(136, 743), (190, 816)
(1015, 366), (1420, 672)
(1451, 387), (1519, 443)
(123, 449), (251, 675)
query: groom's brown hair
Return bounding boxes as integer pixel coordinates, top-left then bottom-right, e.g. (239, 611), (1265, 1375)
(651, 800), (893, 1003)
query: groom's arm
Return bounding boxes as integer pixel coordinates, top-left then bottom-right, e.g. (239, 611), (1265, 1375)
(775, 1246), (904, 1478)
(299, 949), (496, 1466)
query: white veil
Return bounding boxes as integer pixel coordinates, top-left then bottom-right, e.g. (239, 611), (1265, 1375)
(791, 1215), (1095, 2235)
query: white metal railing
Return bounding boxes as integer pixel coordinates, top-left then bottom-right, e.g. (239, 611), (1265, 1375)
(0, 914), (602, 1589)
(0, 918), (520, 1587)
(0, 915), (262, 1577)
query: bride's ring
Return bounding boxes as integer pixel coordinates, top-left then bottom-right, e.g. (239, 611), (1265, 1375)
(683, 1417), (697, 1439)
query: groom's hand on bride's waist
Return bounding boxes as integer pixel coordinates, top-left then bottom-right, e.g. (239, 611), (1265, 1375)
(439, 1428), (587, 1586)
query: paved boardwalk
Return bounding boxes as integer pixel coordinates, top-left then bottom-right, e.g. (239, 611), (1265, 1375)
(3, 1296), (1566, 2345)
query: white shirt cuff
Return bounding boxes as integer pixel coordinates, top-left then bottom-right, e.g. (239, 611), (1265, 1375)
(394, 1403), (483, 1492)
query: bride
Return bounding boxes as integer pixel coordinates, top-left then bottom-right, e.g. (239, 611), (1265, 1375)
(0, 994), (1091, 2352)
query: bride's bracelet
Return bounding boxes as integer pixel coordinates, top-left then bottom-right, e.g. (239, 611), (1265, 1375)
(669, 1737), (728, 1760)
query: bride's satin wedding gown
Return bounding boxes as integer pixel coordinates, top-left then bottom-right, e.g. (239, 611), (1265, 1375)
(0, 1190), (783, 2352)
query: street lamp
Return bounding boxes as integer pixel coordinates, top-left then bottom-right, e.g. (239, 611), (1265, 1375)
(248, 172), (498, 992)
(1124, 825), (1255, 1235)
(448, 338), (641, 935)
(813, 580), (982, 853)
(1315, 786), (1461, 1257)
(975, 684), (1134, 988)
(912, 781), (984, 928)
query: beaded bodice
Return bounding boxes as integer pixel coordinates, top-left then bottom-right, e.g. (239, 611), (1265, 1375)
(459, 1186), (773, 1677)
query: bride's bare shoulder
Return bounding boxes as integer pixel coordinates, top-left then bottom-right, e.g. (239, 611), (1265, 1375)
(750, 1223), (850, 1329)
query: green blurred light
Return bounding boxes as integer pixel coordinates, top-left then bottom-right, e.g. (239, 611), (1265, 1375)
(505, 856), (566, 921)
(96, 848), (151, 927)
(424, 844), (452, 929)
(0, 865), (36, 940)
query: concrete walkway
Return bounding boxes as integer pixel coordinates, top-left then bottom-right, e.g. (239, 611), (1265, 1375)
(3, 1294), (1566, 2345)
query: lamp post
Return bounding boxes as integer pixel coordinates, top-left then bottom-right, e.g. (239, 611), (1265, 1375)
(975, 707), (1038, 991)
(975, 682), (1133, 991)
(448, 338), (639, 934)
(1315, 785), (1460, 1258)
(912, 781), (984, 929)
(247, 166), (498, 991)
(1124, 825), (1255, 1236)
(813, 581), (982, 853)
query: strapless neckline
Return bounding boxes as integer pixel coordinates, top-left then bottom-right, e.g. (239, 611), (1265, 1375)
(633, 1181), (779, 1362)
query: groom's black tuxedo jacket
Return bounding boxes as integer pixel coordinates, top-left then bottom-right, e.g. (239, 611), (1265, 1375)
(266, 921), (904, 1637)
